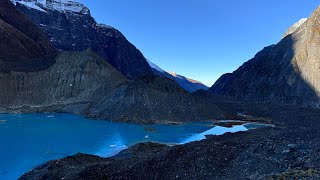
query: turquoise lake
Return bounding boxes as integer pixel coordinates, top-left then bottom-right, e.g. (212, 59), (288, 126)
(0, 113), (269, 180)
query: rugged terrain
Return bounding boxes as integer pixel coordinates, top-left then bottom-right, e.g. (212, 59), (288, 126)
(210, 6), (320, 108)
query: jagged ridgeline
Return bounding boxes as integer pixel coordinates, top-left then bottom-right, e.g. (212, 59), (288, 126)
(209, 6), (320, 108)
(11, 0), (153, 78)
(0, 0), (223, 123)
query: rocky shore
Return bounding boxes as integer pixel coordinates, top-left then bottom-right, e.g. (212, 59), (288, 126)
(19, 101), (320, 180)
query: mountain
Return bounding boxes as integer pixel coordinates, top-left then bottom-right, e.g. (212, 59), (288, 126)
(10, 0), (153, 78)
(147, 60), (208, 92)
(10, 0), (210, 92)
(0, 0), (57, 72)
(209, 6), (320, 108)
(0, 0), (222, 123)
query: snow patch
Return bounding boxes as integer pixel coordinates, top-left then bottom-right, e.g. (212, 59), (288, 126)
(11, 0), (47, 12)
(282, 18), (308, 38)
(11, 0), (90, 14)
(169, 72), (184, 79)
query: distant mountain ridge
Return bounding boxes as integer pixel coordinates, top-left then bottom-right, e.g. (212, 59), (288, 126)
(147, 60), (208, 92)
(168, 72), (203, 84)
(209, 6), (320, 108)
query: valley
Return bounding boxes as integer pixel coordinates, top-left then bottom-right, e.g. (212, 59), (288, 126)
(1, 0), (320, 179)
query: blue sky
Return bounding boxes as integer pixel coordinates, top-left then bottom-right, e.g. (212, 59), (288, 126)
(79, 0), (319, 86)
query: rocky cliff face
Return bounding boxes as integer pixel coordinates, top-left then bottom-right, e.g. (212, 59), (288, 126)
(0, 0), (57, 72)
(11, 0), (153, 78)
(209, 6), (320, 108)
(0, 49), (127, 113)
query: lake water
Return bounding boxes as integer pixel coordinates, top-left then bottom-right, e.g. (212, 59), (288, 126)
(0, 114), (270, 180)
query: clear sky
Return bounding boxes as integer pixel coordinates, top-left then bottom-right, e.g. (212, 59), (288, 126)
(79, 0), (320, 86)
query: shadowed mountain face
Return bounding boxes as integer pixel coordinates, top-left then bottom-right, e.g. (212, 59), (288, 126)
(209, 6), (320, 108)
(11, 0), (153, 78)
(0, 0), (57, 72)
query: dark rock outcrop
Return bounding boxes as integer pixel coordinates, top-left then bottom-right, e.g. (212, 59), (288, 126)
(85, 75), (222, 123)
(209, 6), (320, 108)
(0, 0), (57, 72)
(11, 0), (153, 78)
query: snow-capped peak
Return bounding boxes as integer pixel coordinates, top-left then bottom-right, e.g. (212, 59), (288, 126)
(282, 18), (308, 38)
(168, 72), (178, 77)
(11, 0), (90, 14)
